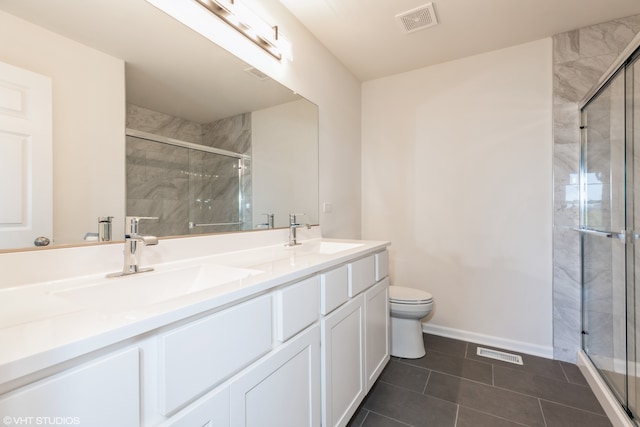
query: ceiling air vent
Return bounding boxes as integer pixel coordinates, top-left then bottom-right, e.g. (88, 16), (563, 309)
(396, 3), (438, 34)
(244, 67), (270, 81)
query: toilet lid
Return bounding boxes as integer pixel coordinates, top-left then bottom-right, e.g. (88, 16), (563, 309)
(389, 286), (433, 304)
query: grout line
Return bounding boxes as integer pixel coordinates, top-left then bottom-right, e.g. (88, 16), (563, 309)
(538, 398), (549, 427)
(423, 369), (432, 394)
(491, 363), (494, 386)
(441, 368), (601, 415)
(358, 409), (369, 427)
(398, 347), (493, 370)
(366, 410), (413, 427)
(394, 357), (431, 371)
(454, 404), (459, 426)
(558, 361), (571, 383)
(538, 397), (612, 418)
(429, 369), (501, 389)
(557, 361), (590, 388)
(457, 404), (531, 427)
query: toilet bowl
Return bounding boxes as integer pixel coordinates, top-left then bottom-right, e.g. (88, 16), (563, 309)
(389, 285), (433, 359)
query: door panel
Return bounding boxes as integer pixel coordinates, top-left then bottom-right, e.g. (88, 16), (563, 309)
(581, 68), (628, 407)
(0, 60), (52, 248)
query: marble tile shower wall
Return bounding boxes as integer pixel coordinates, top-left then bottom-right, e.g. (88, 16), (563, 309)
(553, 15), (640, 362)
(202, 114), (253, 233)
(126, 104), (253, 237)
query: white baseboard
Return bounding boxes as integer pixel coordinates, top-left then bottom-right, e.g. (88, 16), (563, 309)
(577, 350), (634, 427)
(421, 323), (554, 359)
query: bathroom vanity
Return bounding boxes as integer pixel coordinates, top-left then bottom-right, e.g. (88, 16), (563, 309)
(0, 230), (390, 427)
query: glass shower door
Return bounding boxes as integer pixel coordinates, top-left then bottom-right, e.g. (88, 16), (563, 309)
(581, 68), (629, 409)
(630, 52), (640, 420)
(187, 150), (246, 233)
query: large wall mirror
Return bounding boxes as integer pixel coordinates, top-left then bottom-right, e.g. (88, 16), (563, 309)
(0, 0), (318, 251)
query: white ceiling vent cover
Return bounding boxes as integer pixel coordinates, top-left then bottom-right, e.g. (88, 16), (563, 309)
(396, 3), (438, 34)
(244, 67), (270, 81)
(477, 347), (524, 365)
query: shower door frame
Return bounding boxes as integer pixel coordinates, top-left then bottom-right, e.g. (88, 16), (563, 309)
(579, 42), (640, 423)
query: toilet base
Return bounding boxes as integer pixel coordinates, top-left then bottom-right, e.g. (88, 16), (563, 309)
(390, 316), (426, 359)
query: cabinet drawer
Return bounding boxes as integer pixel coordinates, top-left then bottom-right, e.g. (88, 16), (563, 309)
(320, 265), (348, 315)
(375, 250), (389, 281)
(276, 276), (320, 342)
(0, 348), (140, 427)
(348, 255), (375, 297)
(159, 294), (272, 415)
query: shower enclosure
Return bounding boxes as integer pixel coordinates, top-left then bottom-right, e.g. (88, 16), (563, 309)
(580, 43), (640, 422)
(125, 130), (251, 237)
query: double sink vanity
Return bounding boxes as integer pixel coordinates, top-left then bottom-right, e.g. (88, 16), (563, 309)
(0, 228), (390, 427)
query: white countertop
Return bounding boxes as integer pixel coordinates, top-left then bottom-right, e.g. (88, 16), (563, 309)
(0, 236), (389, 385)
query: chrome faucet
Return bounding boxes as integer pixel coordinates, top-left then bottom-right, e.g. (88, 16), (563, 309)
(287, 213), (310, 246)
(257, 213), (274, 229)
(108, 216), (158, 277)
(98, 216), (114, 242)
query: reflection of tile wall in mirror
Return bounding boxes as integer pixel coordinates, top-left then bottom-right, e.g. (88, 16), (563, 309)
(202, 114), (251, 154)
(126, 104), (253, 237)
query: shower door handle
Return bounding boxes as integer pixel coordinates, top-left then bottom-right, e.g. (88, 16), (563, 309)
(573, 228), (628, 242)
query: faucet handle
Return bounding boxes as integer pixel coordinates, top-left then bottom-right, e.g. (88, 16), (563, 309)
(125, 216), (158, 234)
(140, 235), (159, 246)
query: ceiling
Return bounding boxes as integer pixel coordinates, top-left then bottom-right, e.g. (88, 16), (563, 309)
(279, 0), (640, 81)
(0, 0), (299, 124)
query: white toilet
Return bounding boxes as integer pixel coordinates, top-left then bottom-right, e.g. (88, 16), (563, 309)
(389, 285), (433, 359)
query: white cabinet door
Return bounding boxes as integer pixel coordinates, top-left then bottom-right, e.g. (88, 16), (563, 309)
(230, 325), (320, 427)
(0, 348), (139, 427)
(364, 278), (390, 392)
(321, 295), (365, 427)
(0, 60), (52, 249)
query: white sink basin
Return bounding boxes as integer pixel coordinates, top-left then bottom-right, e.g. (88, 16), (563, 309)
(290, 241), (364, 255)
(50, 264), (262, 314)
(315, 241), (364, 254)
(0, 287), (82, 328)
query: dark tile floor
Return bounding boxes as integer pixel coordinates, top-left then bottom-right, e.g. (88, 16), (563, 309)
(347, 333), (613, 427)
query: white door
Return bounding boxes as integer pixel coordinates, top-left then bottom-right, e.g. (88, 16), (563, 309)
(0, 60), (52, 249)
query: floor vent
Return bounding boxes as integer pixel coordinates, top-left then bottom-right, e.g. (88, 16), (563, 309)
(477, 347), (523, 365)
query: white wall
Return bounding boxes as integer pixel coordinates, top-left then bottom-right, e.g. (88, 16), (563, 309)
(361, 39), (554, 355)
(0, 11), (126, 245)
(252, 99), (319, 228)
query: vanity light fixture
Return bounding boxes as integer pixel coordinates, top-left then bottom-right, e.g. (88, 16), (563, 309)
(195, 0), (283, 60)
